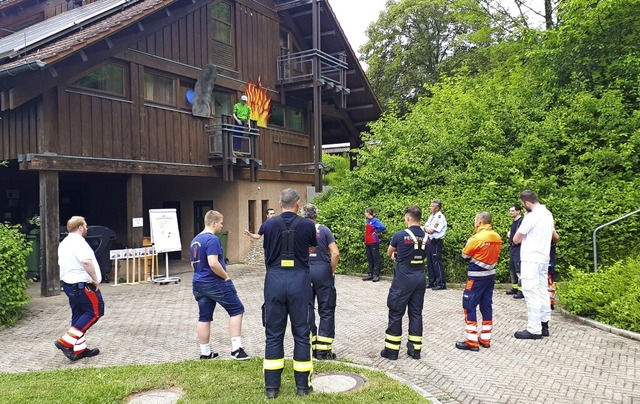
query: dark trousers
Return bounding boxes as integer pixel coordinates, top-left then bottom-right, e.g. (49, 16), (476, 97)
(263, 268), (312, 390)
(385, 265), (426, 352)
(365, 243), (381, 276)
(427, 238), (446, 287)
(509, 247), (521, 287)
(309, 261), (336, 350)
(62, 282), (104, 333)
(234, 122), (248, 151)
(462, 276), (494, 323)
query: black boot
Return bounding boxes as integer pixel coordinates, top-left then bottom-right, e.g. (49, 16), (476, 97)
(380, 348), (398, 360)
(541, 321), (550, 337)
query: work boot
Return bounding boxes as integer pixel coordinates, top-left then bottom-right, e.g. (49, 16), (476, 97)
(514, 329), (542, 339)
(362, 275), (373, 281)
(505, 288), (518, 295)
(297, 386), (313, 396)
(54, 340), (78, 361)
(315, 350), (337, 360)
(77, 347), (100, 359)
(380, 348), (398, 360)
(407, 346), (421, 359)
(513, 291), (524, 299)
(265, 388), (279, 399)
(455, 341), (479, 352)
(372, 275), (380, 282)
(541, 322), (550, 337)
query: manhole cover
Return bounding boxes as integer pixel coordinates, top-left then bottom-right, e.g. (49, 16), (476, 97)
(312, 372), (367, 393)
(127, 388), (185, 404)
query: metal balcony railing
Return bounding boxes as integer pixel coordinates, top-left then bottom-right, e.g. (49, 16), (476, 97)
(277, 49), (348, 90)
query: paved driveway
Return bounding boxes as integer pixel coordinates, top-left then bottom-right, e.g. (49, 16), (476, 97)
(1, 262), (638, 403)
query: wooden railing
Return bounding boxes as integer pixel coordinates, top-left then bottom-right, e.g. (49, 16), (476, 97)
(205, 114), (261, 181)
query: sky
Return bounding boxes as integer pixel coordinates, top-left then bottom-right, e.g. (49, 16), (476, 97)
(329, 0), (388, 58)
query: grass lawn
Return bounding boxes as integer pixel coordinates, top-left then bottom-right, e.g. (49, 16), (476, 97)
(0, 358), (429, 403)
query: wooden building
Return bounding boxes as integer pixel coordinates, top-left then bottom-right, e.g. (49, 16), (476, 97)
(0, 0), (381, 296)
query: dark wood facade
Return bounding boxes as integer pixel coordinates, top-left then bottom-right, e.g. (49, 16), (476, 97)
(0, 0), (381, 296)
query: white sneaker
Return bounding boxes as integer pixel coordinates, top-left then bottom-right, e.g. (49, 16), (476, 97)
(231, 347), (250, 360)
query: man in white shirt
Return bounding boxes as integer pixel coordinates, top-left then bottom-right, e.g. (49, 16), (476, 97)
(423, 199), (447, 290)
(55, 216), (104, 360)
(512, 190), (555, 339)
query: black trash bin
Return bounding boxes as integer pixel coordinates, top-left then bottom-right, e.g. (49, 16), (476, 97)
(85, 226), (117, 283)
(60, 225), (117, 283)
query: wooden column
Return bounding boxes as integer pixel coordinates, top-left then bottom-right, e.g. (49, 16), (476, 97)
(312, 0), (323, 192)
(39, 171), (60, 297)
(127, 174), (144, 247)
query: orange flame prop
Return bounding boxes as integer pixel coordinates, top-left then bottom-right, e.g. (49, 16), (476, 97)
(245, 76), (271, 128)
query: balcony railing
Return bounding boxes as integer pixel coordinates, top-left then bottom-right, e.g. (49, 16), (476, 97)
(206, 114), (261, 181)
(277, 49), (349, 90)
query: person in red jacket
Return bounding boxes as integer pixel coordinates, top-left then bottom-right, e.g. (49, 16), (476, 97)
(456, 211), (503, 351)
(363, 207), (386, 282)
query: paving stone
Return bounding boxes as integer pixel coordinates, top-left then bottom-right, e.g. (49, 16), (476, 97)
(1, 262), (639, 403)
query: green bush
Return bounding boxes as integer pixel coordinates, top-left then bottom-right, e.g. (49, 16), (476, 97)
(558, 256), (640, 333)
(0, 224), (32, 326)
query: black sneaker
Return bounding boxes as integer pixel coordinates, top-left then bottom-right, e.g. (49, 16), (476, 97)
(513, 291), (524, 299)
(297, 386), (313, 396)
(231, 347), (250, 360)
(265, 388), (279, 399)
(200, 352), (220, 360)
(372, 275), (380, 282)
(54, 340), (79, 361)
(514, 329), (542, 339)
(362, 275), (373, 281)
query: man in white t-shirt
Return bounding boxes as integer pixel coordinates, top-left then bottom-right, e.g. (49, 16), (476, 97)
(512, 190), (554, 339)
(55, 216), (104, 361)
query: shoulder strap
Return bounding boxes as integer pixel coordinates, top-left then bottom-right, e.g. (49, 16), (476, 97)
(404, 228), (428, 250)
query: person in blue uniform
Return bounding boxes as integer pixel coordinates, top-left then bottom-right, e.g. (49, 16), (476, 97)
(259, 188), (318, 399)
(423, 199), (447, 290)
(301, 203), (340, 360)
(381, 205), (427, 360)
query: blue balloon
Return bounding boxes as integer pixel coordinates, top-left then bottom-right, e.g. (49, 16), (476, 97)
(186, 89), (195, 104)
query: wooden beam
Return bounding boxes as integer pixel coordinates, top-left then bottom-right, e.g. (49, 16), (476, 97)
(39, 170), (60, 297)
(275, 0), (312, 13)
(127, 174), (144, 248)
(19, 154), (224, 177)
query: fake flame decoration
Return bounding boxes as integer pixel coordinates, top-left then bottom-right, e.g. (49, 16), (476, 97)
(245, 76), (271, 128)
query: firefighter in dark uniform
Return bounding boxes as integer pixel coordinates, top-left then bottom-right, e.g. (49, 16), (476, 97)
(381, 205), (428, 360)
(259, 188), (317, 399)
(301, 203), (340, 360)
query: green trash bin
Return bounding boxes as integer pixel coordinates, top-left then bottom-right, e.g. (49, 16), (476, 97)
(218, 230), (228, 263)
(25, 228), (41, 281)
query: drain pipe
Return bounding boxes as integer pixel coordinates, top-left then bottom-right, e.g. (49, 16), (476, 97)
(0, 60), (46, 78)
(592, 208), (640, 271)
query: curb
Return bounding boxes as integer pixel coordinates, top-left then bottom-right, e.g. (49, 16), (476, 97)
(558, 307), (640, 342)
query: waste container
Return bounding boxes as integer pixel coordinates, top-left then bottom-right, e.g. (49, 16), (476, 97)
(218, 230), (228, 263)
(85, 226), (117, 283)
(60, 225), (117, 283)
(25, 228), (41, 281)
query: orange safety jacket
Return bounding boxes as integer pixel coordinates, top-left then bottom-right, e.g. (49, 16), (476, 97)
(461, 224), (503, 278)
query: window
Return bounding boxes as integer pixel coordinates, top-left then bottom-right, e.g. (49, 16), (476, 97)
(72, 63), (126, 96)
(212, 2), (232, 44)
(269, 105), (285, 127)
(287, 108), (304, 132)
(179, 81), (196, 110)
(213, 92), (232, 115)
(144, 72), (175, 105)
(268, 104), (304, 132)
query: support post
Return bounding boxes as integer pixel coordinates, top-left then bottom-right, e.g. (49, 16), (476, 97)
(39, 170), (60, 297)
(127, 174), (144, 248)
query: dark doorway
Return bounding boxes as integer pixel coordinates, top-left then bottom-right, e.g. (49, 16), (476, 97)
(194, 200), (213, 236)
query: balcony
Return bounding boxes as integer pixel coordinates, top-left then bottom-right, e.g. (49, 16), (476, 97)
(206, 114), (262, 182)
(277, 49), (350, 100)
